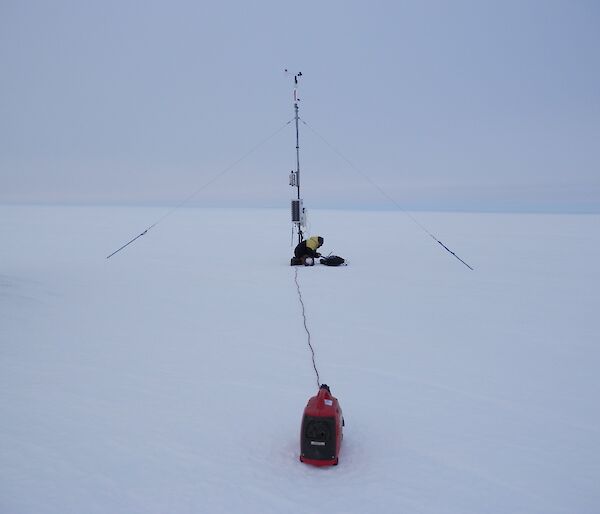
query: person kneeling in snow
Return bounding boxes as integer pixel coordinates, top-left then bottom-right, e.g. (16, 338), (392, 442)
(291, 236), (324, 266)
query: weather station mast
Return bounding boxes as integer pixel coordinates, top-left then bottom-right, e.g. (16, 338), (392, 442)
(288, 71), (307, 245)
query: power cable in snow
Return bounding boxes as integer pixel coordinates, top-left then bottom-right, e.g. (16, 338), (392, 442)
(106, 118), (294, 259)
(300, 118), (474, 271)
(293, 267), (321, 388)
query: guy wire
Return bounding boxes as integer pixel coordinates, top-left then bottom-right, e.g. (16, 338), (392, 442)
(300, 118), (474, 270)
(106, 118), (294, 259)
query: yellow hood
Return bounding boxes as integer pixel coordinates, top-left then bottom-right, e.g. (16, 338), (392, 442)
(306, 236), (323, 251)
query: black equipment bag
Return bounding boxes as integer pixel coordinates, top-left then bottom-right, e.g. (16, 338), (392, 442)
(320, 255), (346, 266)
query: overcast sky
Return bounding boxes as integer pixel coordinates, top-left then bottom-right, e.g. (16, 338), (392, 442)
(2, 0), (599, 212)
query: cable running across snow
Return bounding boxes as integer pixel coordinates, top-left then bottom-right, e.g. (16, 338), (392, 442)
(293, 267), (321, 388)
(106, 118), (294, 259)
(300, 118), (474, 271)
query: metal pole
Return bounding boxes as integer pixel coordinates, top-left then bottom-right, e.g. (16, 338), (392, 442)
(294, 73), (303, 244)
(295, 101), (300, 201)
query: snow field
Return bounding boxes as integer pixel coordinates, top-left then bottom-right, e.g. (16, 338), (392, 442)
(1, 206), (599, 513)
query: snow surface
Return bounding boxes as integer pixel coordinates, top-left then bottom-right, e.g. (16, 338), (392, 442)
(1, 205), (599, 514)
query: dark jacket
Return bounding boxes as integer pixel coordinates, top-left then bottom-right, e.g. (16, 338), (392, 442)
(294, 236), (323, 258)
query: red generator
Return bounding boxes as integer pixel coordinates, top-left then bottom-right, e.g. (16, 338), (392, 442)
(300, 384), (344, 466)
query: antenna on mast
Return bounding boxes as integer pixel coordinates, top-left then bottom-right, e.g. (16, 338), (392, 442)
(288, 71), (306, 244)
